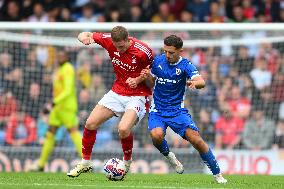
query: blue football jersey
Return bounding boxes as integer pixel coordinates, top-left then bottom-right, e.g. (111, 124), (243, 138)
(150, 54), (200, 116)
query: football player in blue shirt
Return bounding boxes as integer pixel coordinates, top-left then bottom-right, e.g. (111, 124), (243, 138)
(141, 35), (227, 184)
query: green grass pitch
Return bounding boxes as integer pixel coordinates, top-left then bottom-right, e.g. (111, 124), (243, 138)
(0, 173), (283, 189)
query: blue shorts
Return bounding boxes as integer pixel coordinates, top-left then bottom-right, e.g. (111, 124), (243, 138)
(148, 111), (199, 139)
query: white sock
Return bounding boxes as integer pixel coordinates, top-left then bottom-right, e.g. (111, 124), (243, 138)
(81, 159), (91, 165)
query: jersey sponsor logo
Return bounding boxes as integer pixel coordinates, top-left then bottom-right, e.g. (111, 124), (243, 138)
(133, 42), (152, 60)
(114, 51), (120, 57)
(156, 76), (181, 84)
(111, 57), (137, 71)
(176, 68), (181, 75)
(102, 34), (111, 38)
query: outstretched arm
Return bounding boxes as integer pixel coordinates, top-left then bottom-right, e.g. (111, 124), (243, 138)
(78, 32), (95, 45)
(187, 75), (205, 89)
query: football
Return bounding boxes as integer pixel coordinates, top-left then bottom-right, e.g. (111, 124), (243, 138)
(103, 158), (126, 181)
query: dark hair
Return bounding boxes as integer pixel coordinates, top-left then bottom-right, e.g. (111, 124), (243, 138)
(111, 26), (128, 42)
(164, 35), (183, 49)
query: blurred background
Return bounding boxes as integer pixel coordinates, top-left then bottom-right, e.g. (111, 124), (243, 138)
(0, 0), (284, 175)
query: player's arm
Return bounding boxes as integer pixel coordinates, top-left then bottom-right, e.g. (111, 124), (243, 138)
(187, 75), (205, 89)
(53, 66), (74, 105)
(140, 66), (156, 88)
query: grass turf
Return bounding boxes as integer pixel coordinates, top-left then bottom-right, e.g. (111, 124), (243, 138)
(0, 173), (283, 189)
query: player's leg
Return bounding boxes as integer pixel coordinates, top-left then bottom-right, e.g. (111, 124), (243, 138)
(63, 111), (82, 157)
(67, 104), (114, 177)
(118, 96), (147, 173)
(184, 128), (227, 184)
(37, 126), (58, 170)
(148, 113), (184, 174)
(29, 108), (60, 171)
(118, 109), (136, 173)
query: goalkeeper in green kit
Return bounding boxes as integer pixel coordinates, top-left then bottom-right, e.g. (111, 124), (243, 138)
(30, 50), (82, 171)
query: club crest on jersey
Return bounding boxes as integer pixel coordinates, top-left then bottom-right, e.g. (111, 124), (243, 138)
(114, 52), (120, 57)
(132, 55), (136, 64)
(176, 68), (181, 75)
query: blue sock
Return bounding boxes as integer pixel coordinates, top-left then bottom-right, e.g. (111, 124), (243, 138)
(200, 148), (220, 175)
(153, 139), (169, 156)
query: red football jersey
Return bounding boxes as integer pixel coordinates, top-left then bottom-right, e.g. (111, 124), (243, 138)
(92, 32), (153, 96)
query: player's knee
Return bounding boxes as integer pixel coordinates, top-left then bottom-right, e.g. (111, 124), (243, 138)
(48, 126), (57, 134)
(118, 126), (130, 138)
(85, 119), (99, 130)
(150, 129), (164, 144)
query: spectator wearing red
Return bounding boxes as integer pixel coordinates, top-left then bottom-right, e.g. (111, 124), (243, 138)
(5, 108), (36, 146)
(227, 85), (251, 120)
(215, 105), (244, 149)
(242, 0), (256, 21)
(0, 90), (17, 127)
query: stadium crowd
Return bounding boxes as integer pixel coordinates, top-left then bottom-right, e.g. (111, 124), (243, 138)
(0, 0), (284, 151)
(0, 0), (284, 23)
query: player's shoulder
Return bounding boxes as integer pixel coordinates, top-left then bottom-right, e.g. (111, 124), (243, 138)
(180, 57), (195, 68)
(153, 54), (166, 66)
(131, 37), (153, 59)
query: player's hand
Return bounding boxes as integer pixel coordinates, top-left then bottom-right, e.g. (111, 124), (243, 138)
(140, 65), (150, 79)
(78, 32), (94, 45)
(187, 80), (196, 89)
(126, 77), (138, 88)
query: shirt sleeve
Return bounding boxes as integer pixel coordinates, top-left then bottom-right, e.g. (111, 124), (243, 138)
(53, 64), (75, 105)
(184, 61), (200, 80)
(92, 32), (112, 50)
(150, 57), (158, 77)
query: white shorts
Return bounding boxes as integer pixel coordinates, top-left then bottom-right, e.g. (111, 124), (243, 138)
(98, 90), (147, 122)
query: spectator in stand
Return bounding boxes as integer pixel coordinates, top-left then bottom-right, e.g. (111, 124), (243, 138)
(242, 104), (275, 150)
(227, 6), (248, 22)
(28, 3), (48, 22)
(234, 46), (254, 74)
(0, 0), (21, 21)
(59, 8), (75, 22)
(215, 105), (244, 149)
(179, 10), (193, 22)
(23, 82), (44, 120)
(241, 0), (256, 21)
(89, 74), (107, 104)
(46, 6), (60, 22)
(77, 60), (92, 89)
(105, 5), (124, 22)
(128, 5), (146, 22)
(151, 2), (176, 22)
(273, 119), (284, 149)
(169, 0), (187, 20)
(250, 57), (272, 90)
(187, 0), (209, 22)
(78, 89), (93, 130)
(227, 85), (251, 120)
(5, 107), (37, 146)
(0, 53), (13, 91)
(198, 108), (215, 147)
(0, 90), (17, 128)
(206, 1), (226, 22)
(77, 3), (100, 22)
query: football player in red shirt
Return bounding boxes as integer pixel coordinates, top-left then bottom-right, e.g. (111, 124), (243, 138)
(67, 26), (153, 177)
